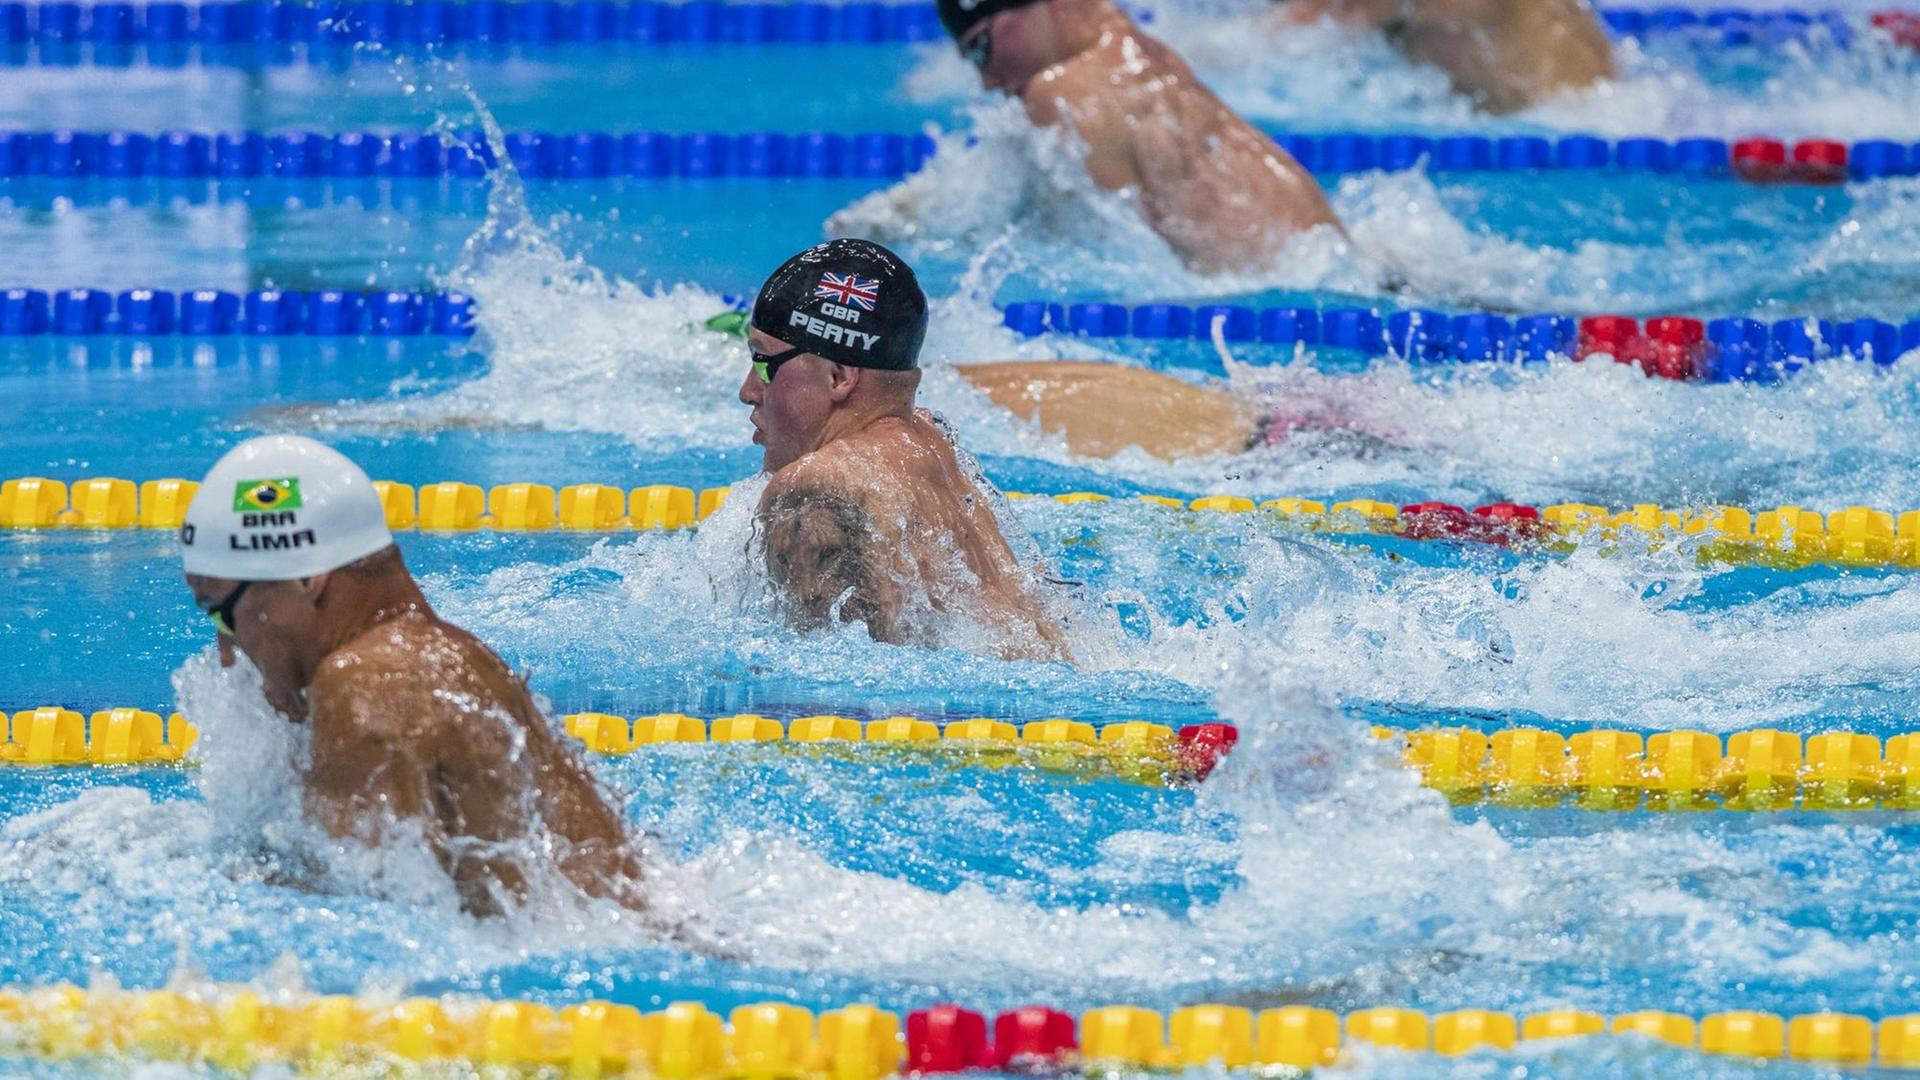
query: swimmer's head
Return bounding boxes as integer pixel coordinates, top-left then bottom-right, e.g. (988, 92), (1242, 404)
(741, 238), (928, 472)
(181, 435), (397, 679)
(941, 0), (1101, 94)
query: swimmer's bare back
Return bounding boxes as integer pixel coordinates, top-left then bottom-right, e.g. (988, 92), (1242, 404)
(305, 612), (646, 918)
(1281, 0), (1613, 113)
(1024, 11), (1340, 272)
(758, 410), (1068, 661)
(955, 361), (1405, 459)
(956, 362), (1259, 460)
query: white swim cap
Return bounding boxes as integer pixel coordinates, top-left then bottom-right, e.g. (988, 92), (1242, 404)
(179, 435), (393, 581)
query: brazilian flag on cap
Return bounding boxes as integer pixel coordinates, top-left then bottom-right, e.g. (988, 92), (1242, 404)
(233, 477), (304, 512)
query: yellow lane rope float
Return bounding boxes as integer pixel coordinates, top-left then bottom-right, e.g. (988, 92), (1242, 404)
(7, 706), (1920, 812)
(0, 985), (1915, 1074)
(3, 476), (1916, 571)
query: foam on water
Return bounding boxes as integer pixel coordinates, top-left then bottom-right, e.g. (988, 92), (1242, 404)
(405, 483), (1920, 738)
(323, 155), (748, 447)
(277, 90), (1920, 739)
(905, 330), (1920, 513)
(907, 1), (1920, 141)
(10, 625), (1908, 1028)
(307, 86), (1920, 504)
(7, 482), (1919, 1072)
(840, 107), (1920, 317)
(1209, 344), (1920, 508)
(831, 99), (1390, 298)
(336, 147), (1920, 512)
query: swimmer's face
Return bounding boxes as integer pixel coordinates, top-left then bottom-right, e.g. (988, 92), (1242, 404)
(186, 572), (325, 717)
(740, 329), (845, 473)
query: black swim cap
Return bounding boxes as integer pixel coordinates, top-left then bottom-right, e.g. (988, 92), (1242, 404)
(750, 238), (928, 372)
(937, 0), (1045, 41)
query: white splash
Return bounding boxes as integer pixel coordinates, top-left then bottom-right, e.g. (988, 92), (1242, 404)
(912, 0), (1920, 141)
(827, 99), (1387, 300)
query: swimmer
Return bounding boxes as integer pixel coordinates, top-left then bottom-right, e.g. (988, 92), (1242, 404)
(180, 436), (647, 919)
(939, 0), (1341, 273)
(1276, 0), (1615, 114)
(740, 239), (1069, 660)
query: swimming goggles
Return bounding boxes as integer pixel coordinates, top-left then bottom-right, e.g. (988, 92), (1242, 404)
(961, 24), (992, 72)
(752, 344), (806, 384)
(200, 581), (252, 637)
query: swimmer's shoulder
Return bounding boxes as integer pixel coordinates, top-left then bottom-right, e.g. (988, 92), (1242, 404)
(1022, 34), (1134, 121)
(777, 418), (940, 492)
(311, 615), (517, 737)
(763, 432), (933, 540)
(764, 444), (867, 503)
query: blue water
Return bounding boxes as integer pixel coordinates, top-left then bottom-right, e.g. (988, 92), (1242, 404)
(7, 6), (1920, 1077)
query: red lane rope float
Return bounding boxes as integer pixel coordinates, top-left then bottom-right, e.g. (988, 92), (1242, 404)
(1871, 10), (1920, 48)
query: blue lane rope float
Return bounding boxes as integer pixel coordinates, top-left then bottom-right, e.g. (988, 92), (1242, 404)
(1001, 302), (1920, 382)
(0, 128), (1913, 182)
(0, 129), (940, 180)
(0, 1), (1905, 56)
(0, 0), (948, 51)
(0, 286), (475, 336)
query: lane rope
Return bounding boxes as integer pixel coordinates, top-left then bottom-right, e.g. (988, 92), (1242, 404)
(8, 286), (1919, 380)
(0, 128), (936, 181)
(0, 286), (473, 336)
(0, 984), (1913, 1070)
(0, 128), (1912, 183)
(0, 707), (1232, 782)
(7, 477), (1920, 574)
(1000, 303), (1920, 383)
(9, 704), (1920, 814)
(0, 0), (1908, 56)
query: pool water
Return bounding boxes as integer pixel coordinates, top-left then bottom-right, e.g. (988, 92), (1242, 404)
(6, 2), (1920, 1076)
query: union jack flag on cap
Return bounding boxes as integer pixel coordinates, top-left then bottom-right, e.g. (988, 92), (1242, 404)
(814, 272), (881, 311)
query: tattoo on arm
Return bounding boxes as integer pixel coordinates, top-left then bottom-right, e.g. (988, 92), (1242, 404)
(761, 487), (894, 639)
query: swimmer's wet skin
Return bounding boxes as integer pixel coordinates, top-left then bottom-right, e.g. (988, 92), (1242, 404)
(180, 436), (651, 921)
(1275, 0), (1615, 113)
(938, 0), (1342, 273)
(741, 239), (1069, 660)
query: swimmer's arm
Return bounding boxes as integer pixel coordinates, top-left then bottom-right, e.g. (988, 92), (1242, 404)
(305, 658), (437, 845)
(307, 655), (525, 917)
(759, 481), (901, 643)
